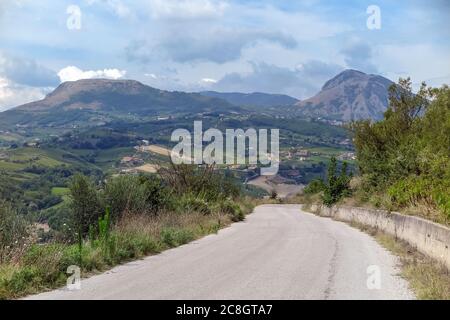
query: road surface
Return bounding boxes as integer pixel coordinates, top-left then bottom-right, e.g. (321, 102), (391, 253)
(26, 205), (414, 300)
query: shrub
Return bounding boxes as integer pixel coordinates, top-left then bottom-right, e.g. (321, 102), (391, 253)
(217, 199), (244, 222)
(5, 266), (39, 294)
(176, 194), (212, 215)
(159, 163), (240, 202)
(160, 228), (194, 247)
(304, 179), (326, 194)
(113, 231), (158, 261)
(103, 175), (147, 219)
(22, 244), (68, 283)
(270, 190), (278, 199)
(321, 157), (351, 207)
(139, 176), (171, 213)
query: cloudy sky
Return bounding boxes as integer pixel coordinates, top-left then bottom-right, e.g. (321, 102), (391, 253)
(0, 0), (449, 110)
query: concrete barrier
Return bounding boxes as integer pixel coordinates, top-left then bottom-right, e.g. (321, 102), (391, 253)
(309, 204), (450, 269)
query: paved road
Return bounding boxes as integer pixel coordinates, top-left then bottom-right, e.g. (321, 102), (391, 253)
(27, 205), (414, 300)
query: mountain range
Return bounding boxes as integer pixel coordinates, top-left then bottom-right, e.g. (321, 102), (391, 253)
(0, 79), (240, 129)
(295, 69), (393, 121)
(199, 91), (299, 107)
(0, 69), (395, 130)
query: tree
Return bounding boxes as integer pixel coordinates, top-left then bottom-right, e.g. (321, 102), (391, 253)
(69, 174), (102, 240)
(322, 157), (351, 207)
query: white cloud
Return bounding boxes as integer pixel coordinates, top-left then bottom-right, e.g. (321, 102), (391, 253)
(57, 66), (127, 83)
(147, 0), (228, 20)
(0, 76), (49, 111)
(85, 0), (132, 18)
(376, 44), (450, 89)
(144, 73), (158, 79)
(0, 77), (13, 101)
(200, 78), (217, 84)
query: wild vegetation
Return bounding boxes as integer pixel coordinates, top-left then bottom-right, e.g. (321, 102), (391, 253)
(303, 79), (449, 224)
(0, 164), (254, 299)
(350, 80), (449, 223)
(303, 156), (351, 207)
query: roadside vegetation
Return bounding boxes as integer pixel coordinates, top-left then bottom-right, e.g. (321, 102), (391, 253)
(302, 79), (450, 225)
(0, 164), (255, 299)
(303, 156), (351, 207)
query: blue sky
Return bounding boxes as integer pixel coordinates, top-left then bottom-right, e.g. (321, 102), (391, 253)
(0, 0), (449, 110)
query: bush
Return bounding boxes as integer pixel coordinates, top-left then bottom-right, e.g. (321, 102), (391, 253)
(139, 176), (170, 214)
(304, 179), (326, 194)
(176, 194), (212, 215)
(270, 190), (278, 199)
(160, 228), (194, 247)
(321, 157), (351, 207)
(103, 175), (148, 219)
(217, 199), (244, 222)
(159, 164), (240, 202)
(113, 231), (158, 261)
(5, 266), (39, 294)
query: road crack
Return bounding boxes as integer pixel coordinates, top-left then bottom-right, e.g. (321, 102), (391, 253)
(324, 237), (339, 300)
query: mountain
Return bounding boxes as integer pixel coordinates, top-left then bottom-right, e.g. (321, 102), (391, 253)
(199, 91), (299, 108)
(0, 79), (238, 128)
(295, 70), (394, 121)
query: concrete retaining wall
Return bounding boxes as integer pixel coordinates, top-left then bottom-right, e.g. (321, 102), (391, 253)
(309, 204), (450, 269)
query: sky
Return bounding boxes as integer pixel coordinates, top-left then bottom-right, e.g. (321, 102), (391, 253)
(0, 0), (449, 111)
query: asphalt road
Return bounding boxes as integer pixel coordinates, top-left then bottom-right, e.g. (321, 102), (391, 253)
(26, 205), (414, 300)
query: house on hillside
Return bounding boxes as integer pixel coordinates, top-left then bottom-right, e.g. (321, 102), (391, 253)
(294, 150), (310, 161)
(23, 141), (40, 148)
(338, 152), (356, 161)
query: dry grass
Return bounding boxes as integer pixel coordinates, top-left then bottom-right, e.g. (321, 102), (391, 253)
(115, 211), (231, 241)
(140, 145), (171, 156)
(0, 205), (254, 300)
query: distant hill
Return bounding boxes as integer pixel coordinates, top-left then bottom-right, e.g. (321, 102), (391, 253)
(295, 70), (394, 121)
(0, 79), (238, 128)
(199, 91), (299, 108)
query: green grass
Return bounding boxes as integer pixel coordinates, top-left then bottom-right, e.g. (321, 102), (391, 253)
(51, 187), (70, 196)
(308, 146), (344, 155)
(69, 147), (135, 171)
(0, 148), (65, 171)
(0, 161), (26, 171)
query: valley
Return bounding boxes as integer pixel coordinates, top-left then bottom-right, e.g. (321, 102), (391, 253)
(0, 73), (357, 238)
